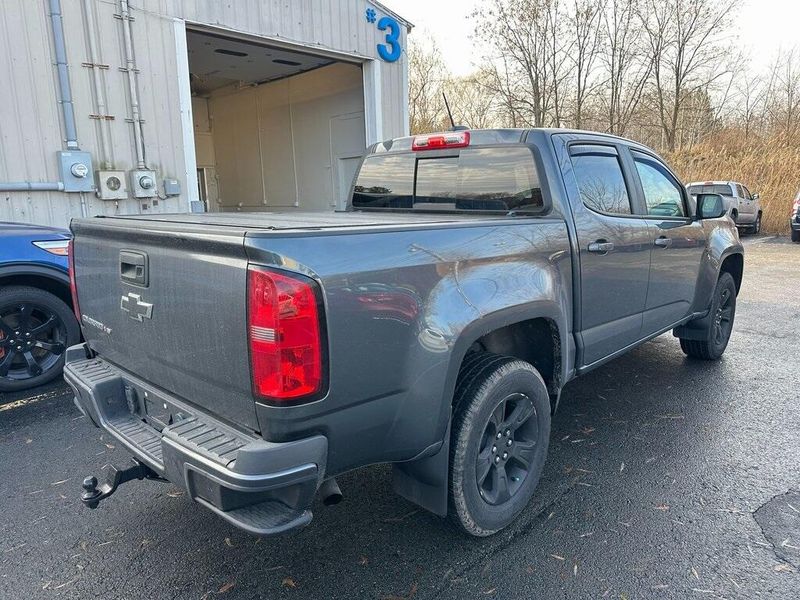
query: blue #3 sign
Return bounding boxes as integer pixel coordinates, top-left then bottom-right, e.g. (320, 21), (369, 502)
(365, 7), (401, 62)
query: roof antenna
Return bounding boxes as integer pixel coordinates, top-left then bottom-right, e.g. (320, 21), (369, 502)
(443, 92), (456, 130)
(442, 92), (469, 131)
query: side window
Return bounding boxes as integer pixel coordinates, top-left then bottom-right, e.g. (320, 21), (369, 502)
(736, 184), (745, 198)
(632, 152), (687, 217)
(742, 185), (752, 200)
(570, 146), (632, 215)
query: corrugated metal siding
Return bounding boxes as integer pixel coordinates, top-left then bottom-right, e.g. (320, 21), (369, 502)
(0, 0), (408, 228)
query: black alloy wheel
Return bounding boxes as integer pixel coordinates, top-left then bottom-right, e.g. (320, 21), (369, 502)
(476, 392), (540, 505)
(449, 353), (551, 536)
(679, 272), (736, 360)
(0, 286), (80, 392)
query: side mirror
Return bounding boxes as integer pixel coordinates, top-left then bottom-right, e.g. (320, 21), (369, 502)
(752, 192), (760, 201)
(696, 193), (726, 219)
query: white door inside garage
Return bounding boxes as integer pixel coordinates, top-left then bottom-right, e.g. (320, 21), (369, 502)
(186, 29), (366, 212)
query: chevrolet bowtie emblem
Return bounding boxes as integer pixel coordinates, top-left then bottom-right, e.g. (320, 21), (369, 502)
(120, 292), (153, 322)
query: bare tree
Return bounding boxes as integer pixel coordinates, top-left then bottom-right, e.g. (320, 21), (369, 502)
(473, 0), (565, 127)
(446, 70), (500, 129)
(601, 0), (652, 135)
(640, 0), (739, 150)
(408, 41), (449, 134)
(763, 49), (800, 138)
(567, 0), (604, 128)
(737, 71), (766, 138)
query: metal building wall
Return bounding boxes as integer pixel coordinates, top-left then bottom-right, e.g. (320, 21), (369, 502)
(0, 0), (409, 228)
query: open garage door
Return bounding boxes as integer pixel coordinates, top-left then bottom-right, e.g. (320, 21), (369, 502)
(186, 29), (367, 212)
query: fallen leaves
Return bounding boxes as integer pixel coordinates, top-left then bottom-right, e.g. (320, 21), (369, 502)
(218, 581), (235, 593)
(380, 582), (418, 600)
(774, 563), (795, 573)
(282, 577), (297, 588)
(52, 577), (79, 590)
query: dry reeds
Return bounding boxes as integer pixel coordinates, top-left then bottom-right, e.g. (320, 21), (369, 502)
(666, 131), (800, 235)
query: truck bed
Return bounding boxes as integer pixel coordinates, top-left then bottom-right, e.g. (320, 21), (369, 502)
(106, 210), (510, 232)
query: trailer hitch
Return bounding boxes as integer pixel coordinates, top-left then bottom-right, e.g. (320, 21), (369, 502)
(80, 460), (164, 509)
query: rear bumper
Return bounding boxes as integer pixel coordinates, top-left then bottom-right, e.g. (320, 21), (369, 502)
(64, 344), (327, 536)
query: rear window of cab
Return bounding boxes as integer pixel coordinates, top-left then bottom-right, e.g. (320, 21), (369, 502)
(352, 147), (545, 214)
(687, 184), (733, 196)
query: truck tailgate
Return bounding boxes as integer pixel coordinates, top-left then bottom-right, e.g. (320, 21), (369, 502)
(71, 218), (257, 430)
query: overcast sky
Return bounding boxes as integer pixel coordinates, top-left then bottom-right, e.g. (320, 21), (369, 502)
(381, 0), (800, 75)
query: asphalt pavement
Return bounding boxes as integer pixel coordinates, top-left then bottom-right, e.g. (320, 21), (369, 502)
(1, 236), (798, 599)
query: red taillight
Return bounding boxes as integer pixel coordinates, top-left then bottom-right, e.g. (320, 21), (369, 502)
(68, 239), (81, 322)
(412, 131), (470, 151)
(247, 266), (325, 403)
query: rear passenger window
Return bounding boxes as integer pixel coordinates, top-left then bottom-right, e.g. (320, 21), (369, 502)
(570, 147), (632, 215)
(632, 152), (687, 217)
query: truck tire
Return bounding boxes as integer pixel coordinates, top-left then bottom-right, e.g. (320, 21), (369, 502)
(0, 285), (80, 392)
(448, 353), (551, 536)
(751, 213), (762, 234)
(679, 273), (736, 360)
(792, 229), (800, 243)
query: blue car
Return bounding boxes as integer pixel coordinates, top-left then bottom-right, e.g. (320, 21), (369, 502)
(0, 222), (80, 392)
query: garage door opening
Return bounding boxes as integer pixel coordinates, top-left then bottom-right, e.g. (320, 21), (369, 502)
(187, 29), (367, 213)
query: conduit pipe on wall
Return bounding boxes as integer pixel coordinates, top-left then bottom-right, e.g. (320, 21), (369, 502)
(0, 182), (65, 192)
(83, 0), (113, 169)
(48, 0), (80, 150)
(120, 0), (146, 169)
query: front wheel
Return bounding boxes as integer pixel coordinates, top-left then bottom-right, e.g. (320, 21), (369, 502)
(448, 353), (551, 536)
(679, 273), (736, 360)
(0, 286), (80, 392)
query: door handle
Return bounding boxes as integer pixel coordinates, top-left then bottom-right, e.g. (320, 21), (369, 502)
(587, 240), (614, 254)
(654, 236), (672, 248)
(120, 250), (149, 286)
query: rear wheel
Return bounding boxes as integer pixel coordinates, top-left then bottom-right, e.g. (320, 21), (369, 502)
(448, 353), (551, 536)
(679, 273), (736, 360)
(0, 286), (80, 392)
(792, 229), (800, 243)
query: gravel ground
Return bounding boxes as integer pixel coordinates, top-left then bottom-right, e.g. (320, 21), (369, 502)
(1, 235), (798, 599)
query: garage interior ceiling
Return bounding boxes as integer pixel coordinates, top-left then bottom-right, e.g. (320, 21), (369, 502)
(187, 30), (336, 94)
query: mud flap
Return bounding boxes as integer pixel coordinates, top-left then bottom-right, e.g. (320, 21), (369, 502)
(673, 310), (712, 341)
(391, 421), (450, 517)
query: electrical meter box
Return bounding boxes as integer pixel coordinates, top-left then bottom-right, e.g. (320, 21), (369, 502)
(131, 169), (157, 198)
(57, 151), (94, 193)
(95, 170), (128, 200)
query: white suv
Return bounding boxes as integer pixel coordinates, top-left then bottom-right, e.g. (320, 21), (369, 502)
(687, 181), (763, 233)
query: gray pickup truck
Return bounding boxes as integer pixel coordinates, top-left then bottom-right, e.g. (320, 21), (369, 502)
(65, 129), (744, 537)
